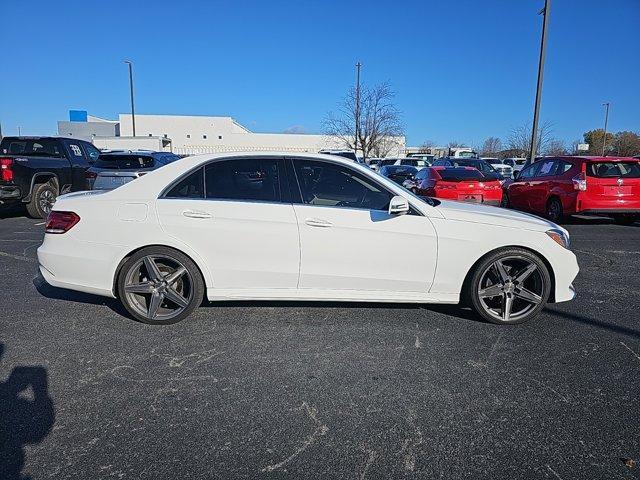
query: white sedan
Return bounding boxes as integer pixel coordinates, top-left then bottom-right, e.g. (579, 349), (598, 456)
(37, 153), (578, 325)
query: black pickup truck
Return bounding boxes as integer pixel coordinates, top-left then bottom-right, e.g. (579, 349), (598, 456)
(0, 136), (101, 218)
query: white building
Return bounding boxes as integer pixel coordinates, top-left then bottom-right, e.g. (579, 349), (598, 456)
(60, 111), (405, 157)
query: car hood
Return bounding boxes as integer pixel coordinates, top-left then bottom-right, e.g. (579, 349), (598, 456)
(436, 199), (558, 232)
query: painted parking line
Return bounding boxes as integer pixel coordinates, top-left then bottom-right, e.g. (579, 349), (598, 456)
(0, 250), (37, 263)
(34, 222), (45, 226)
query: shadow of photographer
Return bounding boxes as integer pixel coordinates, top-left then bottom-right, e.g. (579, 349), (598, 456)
(0, 343), (55, 480)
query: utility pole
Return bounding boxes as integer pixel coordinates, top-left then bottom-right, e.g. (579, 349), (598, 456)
(529, 0), (551, 162)
(17, 126), (22, 136)
(355, 62), (362, 159)
(601, 102), (610, 156)
(124, 60), (136, 137)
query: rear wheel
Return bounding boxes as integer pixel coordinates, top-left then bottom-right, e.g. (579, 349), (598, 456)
(467, 248), (551, 325)
(546, 197), (563, 223)
(26, 181), (58, 219)
(117, 246), (205, 325)
(613, 214), (638, 226)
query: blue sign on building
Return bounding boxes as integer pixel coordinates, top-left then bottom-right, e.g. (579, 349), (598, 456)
(69, 110), (88, 122)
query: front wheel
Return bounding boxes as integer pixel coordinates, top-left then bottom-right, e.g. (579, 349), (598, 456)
(466, 248), (551, 325)
(117, 246), (205, 324)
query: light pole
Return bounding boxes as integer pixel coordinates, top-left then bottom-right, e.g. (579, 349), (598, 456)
(124, 60), (136, 137)
(355, 62), (362, 159)
(529, 0), (551, 162)
(601, 102), (610, 156)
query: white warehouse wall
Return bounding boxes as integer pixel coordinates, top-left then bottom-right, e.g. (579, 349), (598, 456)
(117, 114), (405, 156)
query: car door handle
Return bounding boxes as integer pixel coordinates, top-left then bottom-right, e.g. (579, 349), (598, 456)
(305, 218), (333, 228)
(182, 209), (212, 219)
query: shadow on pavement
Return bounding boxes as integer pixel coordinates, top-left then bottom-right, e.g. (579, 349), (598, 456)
(545, 307), (640, 339)
(32, 275), (130, 319)
(0, 343), (55, 480)
(0, 205), (28, 220)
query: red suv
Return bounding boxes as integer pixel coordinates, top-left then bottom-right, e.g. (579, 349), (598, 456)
(506, 156), (640, 224)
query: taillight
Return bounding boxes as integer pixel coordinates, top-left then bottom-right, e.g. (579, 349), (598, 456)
(482, 182), (501, 190)
(45, 211), (80, 234)
(572, 172), (587, 191)
(435, 183), (456, 190)
(85, 171), (97, 179)
(1, 158), (13, 182)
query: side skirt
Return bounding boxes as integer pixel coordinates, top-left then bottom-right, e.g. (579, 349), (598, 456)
(206, 287), (459, 304)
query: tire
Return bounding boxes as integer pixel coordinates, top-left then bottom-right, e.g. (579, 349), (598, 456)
(613, 215), (638, 226)
(545, 197), (563, 223)
(466, 247), (552, 325)
(116, 246), (205, 325)
(26, 181), (58, 219)
(500, 192), (510, 208)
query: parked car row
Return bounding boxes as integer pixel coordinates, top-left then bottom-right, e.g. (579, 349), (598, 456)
(504, 156), (640, 225)
(0, 135), (181, 218)
(378, 152), (640, 226)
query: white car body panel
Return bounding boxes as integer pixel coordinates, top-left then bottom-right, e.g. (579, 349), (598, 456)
(293, 204), (438, 292)
(156, 198), (300, 290)
(37, 152), (579, 306)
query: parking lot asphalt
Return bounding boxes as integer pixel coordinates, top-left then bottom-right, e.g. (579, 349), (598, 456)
(1, 207), (639, 480)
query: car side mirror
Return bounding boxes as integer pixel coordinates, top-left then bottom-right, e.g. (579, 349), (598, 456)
(513, 171), (520, 180)
(389, 195), (410, 215)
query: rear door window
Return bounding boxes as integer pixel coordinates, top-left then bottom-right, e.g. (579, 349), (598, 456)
(1, 138), (64, 157)
(586, 162), (640, 178)
(165, 168), (204, 198)
(205, 158), (282, 202)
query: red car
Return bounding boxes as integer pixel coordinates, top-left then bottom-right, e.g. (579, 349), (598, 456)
(413, 166), (503, 206)
(506, 156), (640, 224)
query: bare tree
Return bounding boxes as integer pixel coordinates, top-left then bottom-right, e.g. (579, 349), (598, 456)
(418, 139), (436, 153)
(543, 139), (568, 156)
(324, 82), (403, 161)
(480, 137), (502, 157)
(507, 121), (554, 159)
(447, 141), (464, 148)
(371, 136), (403, 158)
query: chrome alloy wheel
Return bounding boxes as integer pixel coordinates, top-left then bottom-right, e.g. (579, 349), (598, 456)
(39, 189), (56, 214)
(123, 255), (194, 322)
(476, 256), (545, 322)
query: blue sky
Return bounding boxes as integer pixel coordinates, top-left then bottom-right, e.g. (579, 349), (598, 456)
(1, 0), (638, 147)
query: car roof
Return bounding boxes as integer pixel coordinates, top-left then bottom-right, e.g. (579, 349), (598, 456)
(552, 156), (639, 162)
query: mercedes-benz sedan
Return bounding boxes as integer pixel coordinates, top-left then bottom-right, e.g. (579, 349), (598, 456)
(37, 153), (578, 325)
